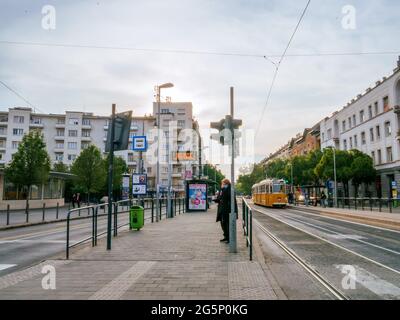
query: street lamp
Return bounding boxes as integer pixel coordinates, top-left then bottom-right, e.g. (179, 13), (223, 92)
(327, 146), (337, 208)
(156, 83), (174, 221)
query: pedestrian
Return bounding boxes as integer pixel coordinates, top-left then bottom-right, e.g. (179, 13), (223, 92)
(215, 179), (238, 243)
(72, 193), (76, 209)
(76, 193), (81, 208)
(320, 191), (327, 208)
(288, 192), (294, 205)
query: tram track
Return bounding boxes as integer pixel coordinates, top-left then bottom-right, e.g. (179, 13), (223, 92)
(250, 203), (400, 299)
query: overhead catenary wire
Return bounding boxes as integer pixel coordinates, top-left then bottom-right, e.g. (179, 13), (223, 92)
(0, 40), (398, 59)
(0, 79), (45, 114)
(255, 0), (312, 137)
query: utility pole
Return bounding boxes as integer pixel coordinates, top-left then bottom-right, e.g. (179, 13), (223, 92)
(229, 87), (237, 254)
(107, 104), (116, 250)
(333, 147), (337, 208)
(167, 123), (172, 218)
(156, 86), (161, 222)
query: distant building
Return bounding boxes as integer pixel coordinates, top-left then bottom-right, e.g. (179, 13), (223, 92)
(319, 56), (400, 197)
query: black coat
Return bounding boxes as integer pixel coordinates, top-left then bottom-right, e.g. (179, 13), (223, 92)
(215, 186), (238, 222)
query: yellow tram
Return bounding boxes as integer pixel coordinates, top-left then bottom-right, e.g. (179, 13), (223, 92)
(252, 179), (288, 208)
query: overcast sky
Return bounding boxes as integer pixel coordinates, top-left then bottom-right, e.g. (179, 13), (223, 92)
(1, 0), (399, 176)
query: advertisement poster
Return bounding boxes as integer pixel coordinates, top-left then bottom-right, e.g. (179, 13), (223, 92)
(132, 184), (147, 195)
(121, 175), (130, 200)
(188, 183), (207, 211)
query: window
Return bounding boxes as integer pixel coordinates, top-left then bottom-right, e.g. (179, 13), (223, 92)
(361, 132), (366, 145)
(342, 121), (346, 132)
(177, 120), (185, 128)
(343, 139), (347, 150)
(327, 129), (332, 140)
(352, 115), (356, 127)
(376, 125), (381, 140)
(349, 137), (353, 149)
(0, 127), (6, 135)
(68, 142), (77, 149)
(0, 152), (3, 160)
(81, 142), (90, 149)
(368, 105), (373, 119)
(383, 96), (389, 112)
(385, 122), (392, 137)
(354, 135), (358, 148)
(359, 110), (365, 123)
(321, 133), (325, 141)
(13, 116), (24, 123)
(56, 129), (64, 137)
(371, 151), (375, 165)
(0, 140), (5, 148)
(147, 167), (152, 174)
(68, 130), (78, 137)
(82, 129), (91, 137)
(12, 141), (20, 149)
(55, 153), (64, 161)
(68, 118), (79, 125)
(387, 147), (393, 162)
(127, 154), (134, 162)
(13, 128), (24, 136)
(57, 118), (65, 124)
(67, 154), (77, 161)
(377, 149), (382, 165)
(161, 109), (169, 114)
(370, 128), (374, 142)
(177, 108), (185, 115)
(55, 141), (64, 149)
(348, 117), (351, 128)
(374, 102), (379, 115)
(82, 118), (91, 126)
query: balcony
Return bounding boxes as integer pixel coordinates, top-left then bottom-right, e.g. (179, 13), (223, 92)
(82, 124), (92, 129)
(54, 136), (65, 140)
(81, 136), (91, 142)
(29, 122), (44, 128)
(0, 132), (7, 138)
(172, 172), (182, 178)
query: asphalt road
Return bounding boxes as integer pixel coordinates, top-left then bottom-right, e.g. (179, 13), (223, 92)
(0, 207), (167, 277)
(251, 203), (400, 300)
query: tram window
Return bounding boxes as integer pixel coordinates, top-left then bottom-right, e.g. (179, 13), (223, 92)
(272, 183), (284, 193)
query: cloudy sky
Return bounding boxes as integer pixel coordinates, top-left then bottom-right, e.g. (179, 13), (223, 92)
(0, 0), (399, 174)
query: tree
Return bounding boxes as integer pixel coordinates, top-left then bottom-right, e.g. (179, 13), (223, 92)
(265, 158), (288, 180)
(203, 164), (225, 194)
(5, 131), (51, 213)
(71, 145), (106, 204)
(349, 150), (376, 197)
(101, 154), (128, 200)
(53, 162), (69, 173)
(237, 163), (266, 195)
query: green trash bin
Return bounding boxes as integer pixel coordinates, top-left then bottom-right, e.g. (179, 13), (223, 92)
(130, 205), (144, 230)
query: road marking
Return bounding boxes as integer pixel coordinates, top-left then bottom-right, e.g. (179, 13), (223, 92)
(335, 264), (400, 298)
(253, 206), (400, 275)
(89, 261), (156, 300)
(0, 264), (16, 271)
(279, 212), (400, 256)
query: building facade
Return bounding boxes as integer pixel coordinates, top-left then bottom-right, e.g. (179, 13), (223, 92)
(0, 101), (201, 201)
(320, 57), (400, 197)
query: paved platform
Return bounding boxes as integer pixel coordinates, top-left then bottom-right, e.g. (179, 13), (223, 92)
(290, 205), (400, 230)
(0, 205), (279, 300)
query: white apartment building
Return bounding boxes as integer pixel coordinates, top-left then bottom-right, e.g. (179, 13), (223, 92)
(320, 57), (400, 197)
(0, 102), (201, 196)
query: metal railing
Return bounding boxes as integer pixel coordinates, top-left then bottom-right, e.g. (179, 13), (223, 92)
(66, 197), (186, 259)
(294, 197), (400, 214)
(241, 198), (253, 261)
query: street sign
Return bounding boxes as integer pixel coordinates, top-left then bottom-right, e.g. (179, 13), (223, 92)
(132, 174), (147, 185)
(132, 184), (147, 195)
(105, 111), (132, 152)
(132, 136), (147, 151)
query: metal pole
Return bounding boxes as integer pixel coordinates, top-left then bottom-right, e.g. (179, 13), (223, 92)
(167, 123), (172, 218)
(6, 204), (10, 226)
(230, 87), (237, 253)
(107, 103), (116, 250)
(333, 147), (338, 208)
(291, 162), (294, 194)
(156, 86), (160, 222)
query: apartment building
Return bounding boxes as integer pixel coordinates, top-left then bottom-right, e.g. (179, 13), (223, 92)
(320, 57), (400, 197)
(152, 102), (200, 194)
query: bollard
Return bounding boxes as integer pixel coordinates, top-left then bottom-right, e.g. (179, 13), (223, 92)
(151, 199), (154, 223)
(26, 203), (29, 223)
(6, 204), (10, 226)
(389, 199), (392, 213)
(56, 203), (59, 219)
(42, 203), (46, 221)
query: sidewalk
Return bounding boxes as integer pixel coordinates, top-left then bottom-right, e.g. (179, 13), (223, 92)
(0, 205), (279, 300)
(290, 205), (400, 230)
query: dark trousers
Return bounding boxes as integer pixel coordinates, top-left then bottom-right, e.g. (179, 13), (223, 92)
(221, 215), (229, 240)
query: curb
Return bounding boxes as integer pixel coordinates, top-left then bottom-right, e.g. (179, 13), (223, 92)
(288, 206), (400, 231)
